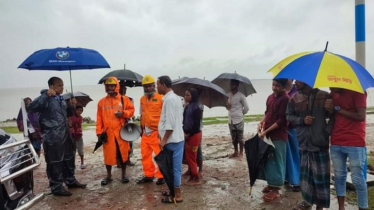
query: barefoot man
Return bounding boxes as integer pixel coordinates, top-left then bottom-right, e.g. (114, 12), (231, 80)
(226, 79), (249, 160)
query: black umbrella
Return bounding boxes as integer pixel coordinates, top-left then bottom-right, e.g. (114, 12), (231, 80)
(244, 134), (274, 195)
(172, 77), (228, 108)
(98, 68), (143, 87)
(212, 72), (257, 97)
(154, 148), (175, 203)
(62, 91), (93, 107)
(93, 129), (108, 153)
(172, 76), (189, 83)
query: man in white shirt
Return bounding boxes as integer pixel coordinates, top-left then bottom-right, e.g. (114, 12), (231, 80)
(157, 75), (184, 204)
(226, 79), (249, 160)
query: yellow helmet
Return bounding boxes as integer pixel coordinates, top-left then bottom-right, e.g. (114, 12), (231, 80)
(105, 78), (117, 85)
(142, 75), (155, 85)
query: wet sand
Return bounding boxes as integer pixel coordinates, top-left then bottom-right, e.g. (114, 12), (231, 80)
(16, 120), (371, 210)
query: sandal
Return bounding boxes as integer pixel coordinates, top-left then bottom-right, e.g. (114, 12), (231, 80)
(292, 185), (301, 192)
(156, 178), (165, 185)
(292, 201), (312, 210)
(262, 191), (280, 202)
(136, 176), (154, 184)
(121, 176), (130, 183)
(161, 196), (183, 204)
(161, 191), (171, 196)
(101, 177), (113, 185)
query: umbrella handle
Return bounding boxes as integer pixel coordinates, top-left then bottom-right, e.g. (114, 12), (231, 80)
(249, 187), (252, 196)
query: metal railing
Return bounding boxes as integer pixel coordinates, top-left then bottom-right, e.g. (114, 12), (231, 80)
(0, 138), (41, 183)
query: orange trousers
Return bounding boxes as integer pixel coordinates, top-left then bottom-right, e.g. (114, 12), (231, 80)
(141, 131), (163, 179)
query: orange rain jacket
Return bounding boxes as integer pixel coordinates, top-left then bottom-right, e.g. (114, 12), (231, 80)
(96, 77), (135, 165)
(140, 91), (163, 130)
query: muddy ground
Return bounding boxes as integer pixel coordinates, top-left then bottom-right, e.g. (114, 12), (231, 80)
(24, 122), (365, 210)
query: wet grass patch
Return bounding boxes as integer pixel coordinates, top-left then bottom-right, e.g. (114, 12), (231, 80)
(203, 114), (263, 125)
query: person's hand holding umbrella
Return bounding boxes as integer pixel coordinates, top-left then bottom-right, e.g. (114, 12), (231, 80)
(93, 128), (108, 153)
(304, 116), (314, 125)
(258, 130), (267, 139)
(159, 140), (166, 150)
(159, 138), (167, 150)
(324, 98), (335, 114)
(70, 97), (77, 105)
(257, 122), (263, 134)
(159, 131), (172, 150)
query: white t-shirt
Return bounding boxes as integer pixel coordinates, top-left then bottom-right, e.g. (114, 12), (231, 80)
(158, 91), (184, 144)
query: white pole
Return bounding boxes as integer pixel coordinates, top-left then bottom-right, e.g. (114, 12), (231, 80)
(355, 0), (367, 181)
(355, 0), (365, 67)
(21, 99), (29, 139)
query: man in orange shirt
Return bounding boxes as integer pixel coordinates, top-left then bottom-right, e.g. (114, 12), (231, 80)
(136, 75), (165, 185)
(96, 77), (135, 185)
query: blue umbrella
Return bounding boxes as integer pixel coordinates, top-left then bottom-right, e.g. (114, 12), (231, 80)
(18, 47), (110, 92)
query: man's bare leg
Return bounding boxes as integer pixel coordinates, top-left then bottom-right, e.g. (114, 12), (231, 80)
(121, 163), (127, 177)
(105, 165), (112, 179)
(174, 187), (183, 201)
(337, 196), (345, 210)
(229, 142), (239, 158)
(197, 158), (203, 177)
(238, 142), (244, 160)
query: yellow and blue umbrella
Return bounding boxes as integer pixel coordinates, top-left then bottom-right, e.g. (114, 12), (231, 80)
(268, 44), (374, 93)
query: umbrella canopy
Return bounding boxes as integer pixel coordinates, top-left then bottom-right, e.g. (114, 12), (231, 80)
(18, 47), (110, 92)
(62, 91), (93, 107)
(244, 134), (274, 195)
(154, 148), (175, 198)
(93, 130), (108, 153)
(172, 76), (189, 83)
(93, 141), (103, 154)
(268, 43), (374, 93)
(212, 73), (257, 97)
(98, 69), (143, 87)
(172, 77), (229, 108)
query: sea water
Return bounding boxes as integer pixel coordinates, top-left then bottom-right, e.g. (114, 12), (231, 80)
(1, 79), (373, 121)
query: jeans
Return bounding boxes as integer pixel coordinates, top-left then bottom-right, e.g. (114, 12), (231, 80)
(330, 145), (368, 209)
(164, 141), (185, 187)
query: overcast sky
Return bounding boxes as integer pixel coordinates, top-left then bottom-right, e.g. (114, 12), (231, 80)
(1, 0), (373, 89)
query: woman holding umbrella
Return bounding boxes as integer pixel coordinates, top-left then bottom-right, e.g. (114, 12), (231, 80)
(182, 88), (203, 185)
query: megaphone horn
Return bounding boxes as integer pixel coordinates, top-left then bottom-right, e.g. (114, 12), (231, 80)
(120, 123), (142, 142)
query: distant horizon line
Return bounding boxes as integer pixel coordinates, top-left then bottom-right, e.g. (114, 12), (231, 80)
(0, 78), (273, 90)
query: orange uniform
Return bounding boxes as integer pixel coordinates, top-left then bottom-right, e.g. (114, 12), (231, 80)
(96, 77), (135, 165)
(140, 91), (163, 178)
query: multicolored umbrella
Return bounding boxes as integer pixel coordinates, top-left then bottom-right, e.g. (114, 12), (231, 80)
(268, 43), (374, 93)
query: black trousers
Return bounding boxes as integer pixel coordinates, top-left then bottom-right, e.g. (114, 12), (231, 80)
(43, 135), (77, 193)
